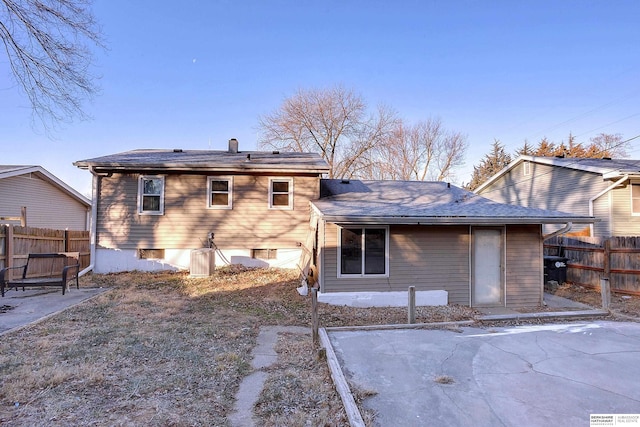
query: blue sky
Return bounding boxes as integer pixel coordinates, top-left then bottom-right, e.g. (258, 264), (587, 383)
(1, 0), (638, 196)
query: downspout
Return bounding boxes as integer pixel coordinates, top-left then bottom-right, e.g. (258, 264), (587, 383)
(589, 175), (628, 237)
(543, 222), (573, 241)
(79, 167), (100, 277)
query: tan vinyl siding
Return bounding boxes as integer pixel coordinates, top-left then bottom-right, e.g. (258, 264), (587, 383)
(96, 173), (319, 249)
(480, 162), (609, 215)
(322, 223), (471, 305)
(611, 183), (640, 235)
(505, 224), (543, 307)
(0, 174), (88, 230)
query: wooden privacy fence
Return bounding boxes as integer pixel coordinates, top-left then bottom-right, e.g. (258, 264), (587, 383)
(545, 236), (640, 296)
(0, 225), (90, 275)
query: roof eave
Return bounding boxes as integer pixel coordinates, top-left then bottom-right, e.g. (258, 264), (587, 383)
(319, 215), (596, 225)
(75, 163), (330, 175)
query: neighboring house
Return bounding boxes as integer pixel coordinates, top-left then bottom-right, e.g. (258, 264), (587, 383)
(475, 156), (640, 237)
(309, 179), (593, 308)
(0, 165), (91, 230)
(74, 139), (330, 273)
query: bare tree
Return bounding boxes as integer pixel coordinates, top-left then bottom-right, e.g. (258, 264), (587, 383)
(590, 133), (628, 158)
(364, 118), (467, 181)
(258, 86), (399, 179)
(0, 0), (103, 128)
(258, 86), (468, 181)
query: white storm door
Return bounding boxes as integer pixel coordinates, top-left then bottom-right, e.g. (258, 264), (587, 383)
(472, 228), (504, 306)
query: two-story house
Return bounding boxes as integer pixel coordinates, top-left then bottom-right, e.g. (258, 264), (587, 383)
(74, 139), (329, 273)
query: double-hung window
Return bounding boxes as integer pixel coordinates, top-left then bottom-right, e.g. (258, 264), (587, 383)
(208, 177), (233, 209)
(338, 226), (389, 277)
(632, 184), (640, 215)
(138, 176), (165, 215)
(269, 178), (293, 209)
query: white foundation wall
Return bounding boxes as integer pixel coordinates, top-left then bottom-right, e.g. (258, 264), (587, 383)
(94, 248), (302, 273)
(317, 290), (448, 307)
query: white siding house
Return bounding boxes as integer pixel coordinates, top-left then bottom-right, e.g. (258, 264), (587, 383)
(0, 166), (91, 231)
(475, 156), (640, 237)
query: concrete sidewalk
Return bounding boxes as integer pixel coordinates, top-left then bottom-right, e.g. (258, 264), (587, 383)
(327, 321), (640, 427)
(0, 287), (110, 335)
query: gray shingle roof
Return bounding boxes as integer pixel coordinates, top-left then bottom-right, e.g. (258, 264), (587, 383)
(475, 156), (640, 194)
(74, 149), (330, 174)
(520, 156), (640, 175)
(313, 179), (594, 225)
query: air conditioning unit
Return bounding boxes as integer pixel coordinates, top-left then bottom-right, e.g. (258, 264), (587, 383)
(190, 248), (215, 277)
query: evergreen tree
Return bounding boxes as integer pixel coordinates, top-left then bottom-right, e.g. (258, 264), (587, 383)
(466, 140), (512, 190)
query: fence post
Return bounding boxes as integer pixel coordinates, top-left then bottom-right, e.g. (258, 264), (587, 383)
(64, 230), (69, 252)
(20, 206), (27, 227)
(603, 238), (611, 280)
(311, 287), (319, 345)
(6, 225), (13, 269)
(600, 278), (611, 310)
(408, 286), (416, 324)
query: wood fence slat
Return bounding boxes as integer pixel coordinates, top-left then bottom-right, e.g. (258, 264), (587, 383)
(545, 235), (640, 296)
(1, 225), (90, 272)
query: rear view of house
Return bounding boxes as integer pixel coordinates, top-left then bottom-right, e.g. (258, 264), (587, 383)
(74, 139), (330, 273)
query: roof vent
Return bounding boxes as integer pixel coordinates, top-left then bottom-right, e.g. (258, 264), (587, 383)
(173, 149), (183, 153)
(272, 150), (280, 155)
(602, 157), (612, 160)
(229, 138), (239, 154)
(341, 179), (350, 184)
(246, 153), (251, 161)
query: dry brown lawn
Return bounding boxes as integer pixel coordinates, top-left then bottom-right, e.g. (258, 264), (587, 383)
(0, 267), (477, 426)
(551, 282), (640, 318)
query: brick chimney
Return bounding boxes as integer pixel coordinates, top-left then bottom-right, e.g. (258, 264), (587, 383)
(228, 138), (239, 153)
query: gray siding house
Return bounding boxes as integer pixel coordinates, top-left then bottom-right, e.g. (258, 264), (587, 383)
(74, 140), (330, 273)
(475, 156), (640, 237)
(0, 165), (91, 230)
(310, 180), (593, 308)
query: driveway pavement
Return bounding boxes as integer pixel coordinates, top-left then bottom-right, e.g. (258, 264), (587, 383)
(0, 287), (109, 335)
(328, 321), (640, 427)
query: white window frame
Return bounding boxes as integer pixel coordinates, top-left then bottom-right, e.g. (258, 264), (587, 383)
(138, 175), (165, 215)
(337, 226), (389, 278)
(207, 176), (233, 209)
(268, 177), (294, 210)
(631, 183), (640, 216)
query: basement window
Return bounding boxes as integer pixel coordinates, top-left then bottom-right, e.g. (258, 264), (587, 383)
(253, 249), (278, 260)
(139, 249), (165, 259)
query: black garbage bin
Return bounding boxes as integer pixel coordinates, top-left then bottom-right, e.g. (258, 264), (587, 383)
(544, 256), (568, 285)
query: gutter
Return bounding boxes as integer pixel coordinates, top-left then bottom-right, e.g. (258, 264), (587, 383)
(320, 216), (594, 226)
(79, 167), (101, 276)
(543, 222), (572, 240)
(589, 175), (628, 236)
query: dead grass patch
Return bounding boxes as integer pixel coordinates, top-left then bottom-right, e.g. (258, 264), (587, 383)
(552, 282), (640, 319)
(0, 267), (479, 426)
(434, 375), (455, 385)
